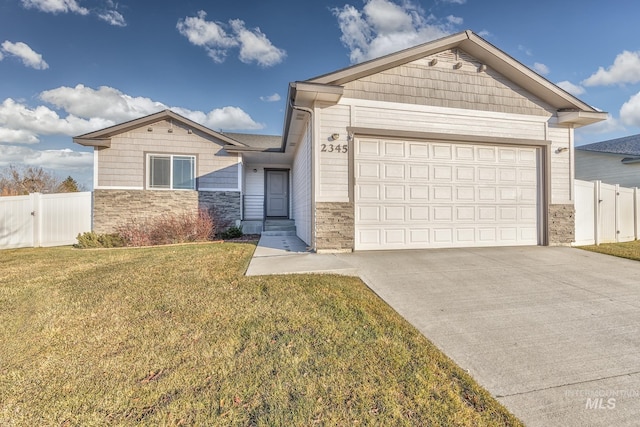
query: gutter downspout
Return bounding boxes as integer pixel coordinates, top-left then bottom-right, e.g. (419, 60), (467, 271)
(289, 99), (316, 251)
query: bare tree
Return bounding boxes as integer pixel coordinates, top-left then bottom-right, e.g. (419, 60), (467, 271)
(0, 165), (81, 196)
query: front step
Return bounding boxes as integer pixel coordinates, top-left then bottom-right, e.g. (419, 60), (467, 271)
(262, 219), (297, 236)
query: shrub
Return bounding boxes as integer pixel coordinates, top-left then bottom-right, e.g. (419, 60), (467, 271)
(74, 232), (125, 249)
(115, 209), (216, 247)
(220, 225), (243, 240)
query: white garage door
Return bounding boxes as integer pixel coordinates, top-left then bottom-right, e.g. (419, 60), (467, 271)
(354, 137), (540, 250)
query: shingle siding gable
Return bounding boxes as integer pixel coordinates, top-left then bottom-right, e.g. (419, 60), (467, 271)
(342, 49), (554, 117)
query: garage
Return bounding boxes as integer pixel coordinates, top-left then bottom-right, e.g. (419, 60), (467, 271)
(354, 137), (541, 250)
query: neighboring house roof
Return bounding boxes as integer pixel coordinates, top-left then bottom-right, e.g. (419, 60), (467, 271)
(223, 132), (283, 151)
(74, 109), (250, 148)
(576, 134), (640, 157)
(282, 30), (607, 149)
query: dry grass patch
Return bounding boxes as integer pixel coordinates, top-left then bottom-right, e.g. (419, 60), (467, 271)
(0, 244), (522, 426)
(579, 240), (640, 262)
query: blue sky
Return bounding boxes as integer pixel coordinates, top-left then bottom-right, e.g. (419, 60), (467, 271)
(1, 0), (640, 189)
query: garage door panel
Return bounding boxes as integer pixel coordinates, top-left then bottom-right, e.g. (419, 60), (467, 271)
(433, 186), (453, 201)
(408, 186), (429, 201)
(384, 163), (405, 180)
(358, 184), (380, 200)
(455, 145), (475, 160)
(409, 164), (429, 180)
(384, 206), (405, 221)
(355, 138), (539, 250)
(433, 206), (453, 221)
(478, 167), (497, 182)
(409, 206), (429, 221)
(456, 166), (475, 181)
(433, 144), (453, 159)
(357, 162), (380, 179)
(456, 206), (475, 221)
(433, 165), (453, 180)
(358, 140), (380, 156)
(477, 147), (496, 161)
(409, 142), (430, 158)
(357, 205), (380, 222)
(384, 185), (405, 200)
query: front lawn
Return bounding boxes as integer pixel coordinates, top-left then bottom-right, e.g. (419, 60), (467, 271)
(0, 243), (522, 426)
(579, 240), (640, 261)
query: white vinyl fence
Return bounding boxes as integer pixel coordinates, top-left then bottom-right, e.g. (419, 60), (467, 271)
(574, 180), (640, 246)
(0, 192), (92, 249)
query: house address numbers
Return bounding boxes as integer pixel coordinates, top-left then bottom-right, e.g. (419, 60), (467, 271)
(320, 143), (348, 153)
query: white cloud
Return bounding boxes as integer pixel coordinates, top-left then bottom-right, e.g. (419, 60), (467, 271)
(41, 85), (165, 122)
(260, 93), (281, 102)
(333, 0), (460, 63)
(446, 15), (463, 25)
(177, 11), (285, 66)
(21, 0), (89, 15)
(556, 80), (585, 96)
(576, 113), (623, 137)
(229, 19), (286, 67)
(440, 0), (466, 4)
(0, 98), (112, 142)
(0, 128), (39, 144)
(1, 41), (49, 70)
(620, 92), (640, 127)
(533, 62), (549, 75)
(0, 85), (263, 148)
(98, 10), (126, 27)
(583, 51), (640, 86)
(170, 106), (264, 131)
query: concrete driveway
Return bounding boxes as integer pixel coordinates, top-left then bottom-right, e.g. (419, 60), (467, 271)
(248, 241), (640, 426)
(332, 246), (640, 427)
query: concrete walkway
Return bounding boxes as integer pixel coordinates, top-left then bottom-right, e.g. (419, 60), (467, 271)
(246, 235), (358, 276)
(246, 237), (640, 427)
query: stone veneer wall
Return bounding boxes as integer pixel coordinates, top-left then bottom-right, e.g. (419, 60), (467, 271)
(548, 204), (575, 245)
(93, 189), (241, 234)
(315, 202), (354, 252)
(93, 189), (198, 234)
(197, 191), (241, 230)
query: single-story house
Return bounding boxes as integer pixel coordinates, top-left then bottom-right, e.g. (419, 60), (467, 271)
(575, 134), (640, 188)
(75, 30), (606, 252)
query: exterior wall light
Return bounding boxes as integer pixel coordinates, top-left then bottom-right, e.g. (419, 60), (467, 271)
(331, 133), (340, 140)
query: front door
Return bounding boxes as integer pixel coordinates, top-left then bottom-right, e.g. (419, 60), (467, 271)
(266, 170), (289, 217)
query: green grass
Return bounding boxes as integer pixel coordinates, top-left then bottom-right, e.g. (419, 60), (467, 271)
(579, 240), (640, 262)
(0, 243), (523, 426)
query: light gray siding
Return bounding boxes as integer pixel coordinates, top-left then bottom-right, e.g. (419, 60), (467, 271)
(96, 119), (239, 189)
(342, 49), (555, 117)
(291, 121), (313, 246)
(576, 151), (640, 188)
(547, 124), (572, 204)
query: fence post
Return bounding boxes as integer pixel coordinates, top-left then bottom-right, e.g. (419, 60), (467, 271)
(615, 184), (620, 243)
(633, 187), (640, 240)
(30, 193), (41, 248)
(593, 181), (599, 245)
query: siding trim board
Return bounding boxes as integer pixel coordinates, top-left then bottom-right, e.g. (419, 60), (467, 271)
(347, 127), (552, 148)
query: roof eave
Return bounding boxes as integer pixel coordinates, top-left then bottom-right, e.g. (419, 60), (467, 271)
(557, 110), (609, 128)
(73, 137), (111, 148)
(72, 109), (248, 148)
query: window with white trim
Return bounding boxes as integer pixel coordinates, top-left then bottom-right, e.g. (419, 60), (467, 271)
(147, 154), (196, 190)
